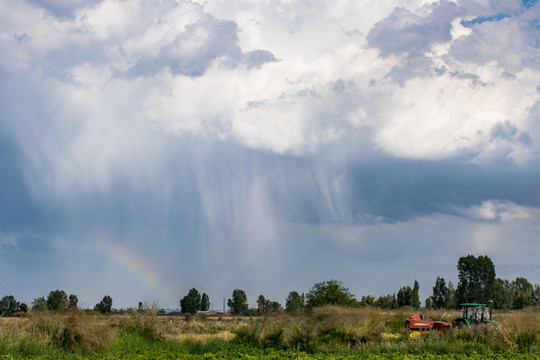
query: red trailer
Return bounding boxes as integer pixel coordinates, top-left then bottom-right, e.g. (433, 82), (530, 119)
(405, 314), (452, 337)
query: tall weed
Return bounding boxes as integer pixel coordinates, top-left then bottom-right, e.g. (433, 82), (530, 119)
(117, 313), (162, 341)
(31, 312), (110, 352)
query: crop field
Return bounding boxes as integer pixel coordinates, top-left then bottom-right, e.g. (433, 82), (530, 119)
(0, 306), (538, 359)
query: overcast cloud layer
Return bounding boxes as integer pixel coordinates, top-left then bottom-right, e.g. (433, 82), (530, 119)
(1, 0), (539, 308)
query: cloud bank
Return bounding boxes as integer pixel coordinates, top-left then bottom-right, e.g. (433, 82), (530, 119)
(0, 0), (539, 308)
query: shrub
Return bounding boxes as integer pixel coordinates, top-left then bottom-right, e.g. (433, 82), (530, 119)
(31, 312), (110, 352)
(261, 326), (284, 348)
(318, 326), (356, 346)
(232, 325), (258, 345)
(288, 324), (314, 353)
(118, 313), (162, 341)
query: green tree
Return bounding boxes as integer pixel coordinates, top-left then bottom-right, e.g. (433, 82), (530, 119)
(47, 290), (69, 312)
(270, 301), (282, 312)
(227, 289), (248, 315)
(18, 303), (28, 314)
(257, 294), (270, 315)
(447, 281), (457, 308)
(180, 288), (201, 314)
(32, 297), (47, 312)
(432, 277), (450, 308)
(94, 295), (113, 314)
(397, 286), (413, 307)
(285, 291), (305, 313)
(306, 280), (356, 308)
(492, 278), (513, 310)
(0, 295), (20, 317)
(374, 294), (398, 309)
(412, 280), (420, 309)
(425, 296), (433, 309)
(456, 255), (496, 304)
(68, 294), (78, 310)
(512, 277), (535, 309)
(200, 293), (210, 311)
(359, 295), (375, 307)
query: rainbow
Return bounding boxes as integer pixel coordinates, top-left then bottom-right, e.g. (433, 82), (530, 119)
(90, 232), (179, 307)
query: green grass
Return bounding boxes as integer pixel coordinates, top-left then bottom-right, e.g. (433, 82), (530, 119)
(0, 306), (538, 359)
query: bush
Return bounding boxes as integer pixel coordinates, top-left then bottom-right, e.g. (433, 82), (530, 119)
(32, 312), (110, 352)
(232, 325), (258, 346)
(318, 326), (356, 346)
(118, 313), (162, 341)
(261, 326), (284, 348)
(288, 324), (315, 353)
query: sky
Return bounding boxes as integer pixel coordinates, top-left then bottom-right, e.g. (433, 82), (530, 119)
(0, 0), (539, 310)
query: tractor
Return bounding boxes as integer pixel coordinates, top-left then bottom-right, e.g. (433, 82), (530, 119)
(405, 313), (452, 338)
(406, 302), (501, 337)
(453, 303), (500, 328)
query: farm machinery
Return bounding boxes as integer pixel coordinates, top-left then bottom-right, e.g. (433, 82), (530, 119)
(452, 303), (500, 328)
(405, 314), (452, 337)
(405, 303), (500, 337)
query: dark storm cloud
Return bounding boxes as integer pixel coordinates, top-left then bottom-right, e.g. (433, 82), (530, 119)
(0, 133), (43, 230)
(39, 138), (539, 229)
(346, 160), (540, 223)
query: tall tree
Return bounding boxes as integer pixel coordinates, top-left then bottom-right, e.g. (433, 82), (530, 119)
(94, 295), (113, 314)
(68, 294), (78, 310)
(432, 277), (450, 308)
(227, 289), (248, 315)
(285, 291), (305, 313)
(492, 278), (513, 310)
(180, 288), (201, 314)
(447, 281), (457, 309)
(47, 290), (69, 312)
(424, 297), (433, 309)
(200, 293), (210, 311)
(511, 277), (535, 309)
(397, 286), (413, 307)
(477, 255), (496, 302)
(306, 280), (356, 308)
(412, 280), (420, 309)
(257, 294), (270, 315)
(456, 255), (496, 304)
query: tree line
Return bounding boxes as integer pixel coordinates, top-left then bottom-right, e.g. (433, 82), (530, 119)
(1, 255), (538, 317)
(424, 255), (540, 310)
(182, 255), (539, 314)
(0, 290), (113, 317)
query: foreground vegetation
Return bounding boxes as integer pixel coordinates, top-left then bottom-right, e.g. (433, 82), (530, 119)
(0, 306), (538, 359)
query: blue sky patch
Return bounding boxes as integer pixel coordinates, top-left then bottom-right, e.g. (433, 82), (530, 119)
(460, 13), (511, 28)
(523, 0), (539, 9)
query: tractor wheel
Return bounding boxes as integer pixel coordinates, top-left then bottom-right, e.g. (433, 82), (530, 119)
(453, 318), (468, 332)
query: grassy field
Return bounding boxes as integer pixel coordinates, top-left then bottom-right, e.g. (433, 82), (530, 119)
(0, 306), (538, 359)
